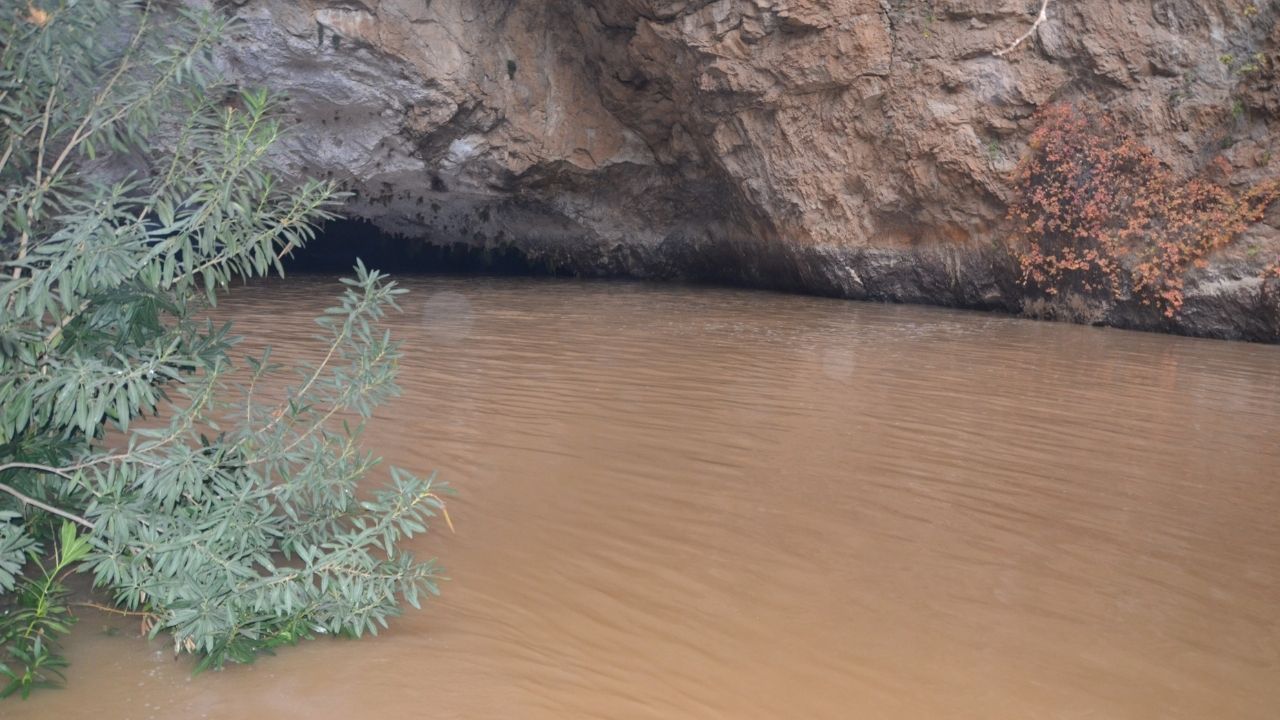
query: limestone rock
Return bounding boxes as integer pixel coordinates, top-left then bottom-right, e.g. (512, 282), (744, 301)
(205, 0), (1280, 341)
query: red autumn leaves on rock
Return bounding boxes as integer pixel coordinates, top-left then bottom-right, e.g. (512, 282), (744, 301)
(1010, 103), (1279, 318)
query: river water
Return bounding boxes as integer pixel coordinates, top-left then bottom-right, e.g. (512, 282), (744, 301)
(10, 276), (1280, 719)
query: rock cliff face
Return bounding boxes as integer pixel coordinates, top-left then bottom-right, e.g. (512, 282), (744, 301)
(211, 0), (1280, 340)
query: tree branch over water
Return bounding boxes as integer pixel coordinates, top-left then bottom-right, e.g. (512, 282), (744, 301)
(0, 475), (95, 530)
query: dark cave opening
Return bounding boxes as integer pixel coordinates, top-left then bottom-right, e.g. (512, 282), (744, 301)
(284, 217), (575, 276)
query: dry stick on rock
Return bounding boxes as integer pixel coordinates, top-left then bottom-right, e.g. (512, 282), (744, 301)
(994, 0), (1051, 57)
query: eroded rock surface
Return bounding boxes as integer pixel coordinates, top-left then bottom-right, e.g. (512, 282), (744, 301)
(209, 0), (1280, 340)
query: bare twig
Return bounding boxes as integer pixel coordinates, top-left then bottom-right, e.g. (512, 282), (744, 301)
(12, 79), (59, 280)
(424, 493), (455, 533)
(73, 602), (151, 618)
(39, 4), (153, 188)
(0, 461), (77, 480)
(994, 0), (1050, 57)
(42, 298), (91, 347)
(0, 481), (94, 529)
(0, 135), (15, 180)
(0, 462), (95, 528)
(0, 455), (150, 477)
(33, 72), (58, 189)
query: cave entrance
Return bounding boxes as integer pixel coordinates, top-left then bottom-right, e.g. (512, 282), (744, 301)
(284, 217), (571, 276)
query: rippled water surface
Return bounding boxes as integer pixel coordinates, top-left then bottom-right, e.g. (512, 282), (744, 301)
(12, 276), (1280, 719)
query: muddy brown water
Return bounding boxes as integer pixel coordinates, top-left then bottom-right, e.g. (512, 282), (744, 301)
(10, 276), (1280, 719)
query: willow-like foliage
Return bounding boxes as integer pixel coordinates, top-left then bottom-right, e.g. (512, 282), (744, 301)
(0, 1), (447, 695)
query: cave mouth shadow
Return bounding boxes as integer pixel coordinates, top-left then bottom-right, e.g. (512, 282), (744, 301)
(284, 217), (574, 276)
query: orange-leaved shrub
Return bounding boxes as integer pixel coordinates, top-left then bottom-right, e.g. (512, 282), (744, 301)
(1010, 103), (1279, 317)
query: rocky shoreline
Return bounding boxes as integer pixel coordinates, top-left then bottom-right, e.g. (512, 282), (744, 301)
(211, 0), (1280, 341)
